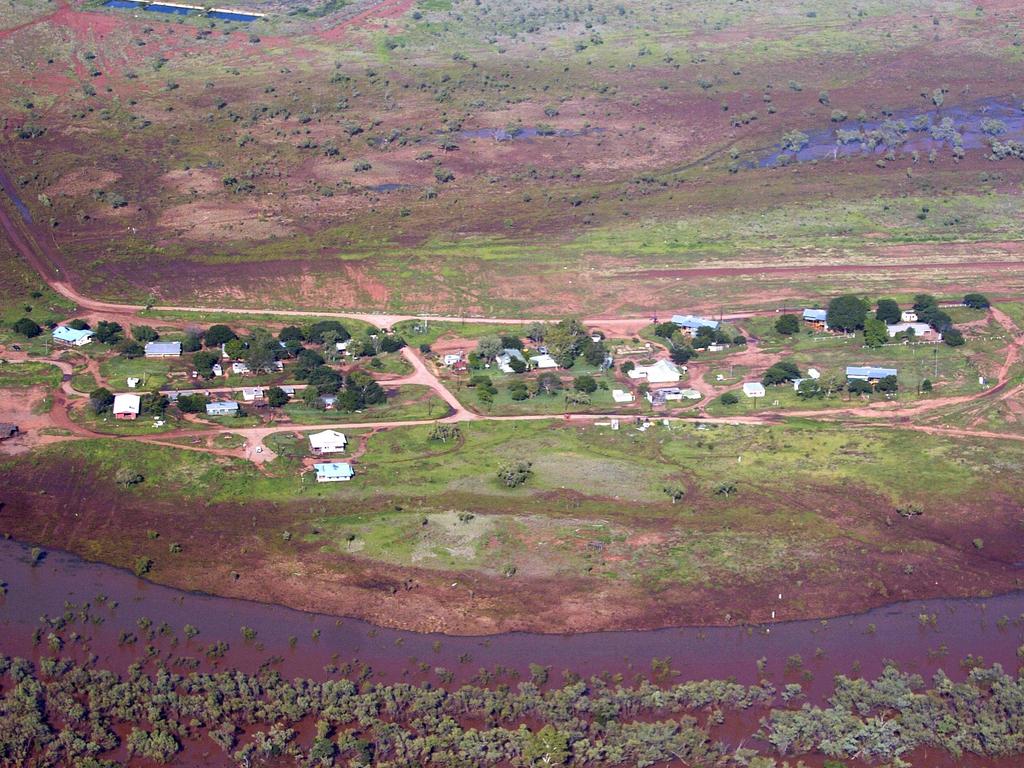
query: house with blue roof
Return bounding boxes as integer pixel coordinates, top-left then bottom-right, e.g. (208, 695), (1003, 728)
(802, 309), (828, 329)
(846, 366), (898, 382)
(145, 341), (182, 358)
(53, 325), (95, 346)
(671, 314), (720, 336)
(314, 462), (354, 483)
(205, 401), (239, 417)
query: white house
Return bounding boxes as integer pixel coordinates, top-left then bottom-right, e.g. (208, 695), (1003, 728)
(241, 387), (264, 402)
(529, 353), (558, 369)
(211, 363), (223, 377)
(807, 368), (821, 380)
(495, 348), (526, 373)
(127, 377), (141, 389)
(611, 389), (635, 404)
(53, 326), (95, 346)
(846, 366), (898, 382)
(442, 353), (463, 367)
(887, 322), (940, 340)
(308, 429), (348, 454)
(113, 393), (141, 420)
(627, 359), (682, 384)
(314, 462), (354, 483)
(231, 362), (250, 375)
(742, 382), (766, 398)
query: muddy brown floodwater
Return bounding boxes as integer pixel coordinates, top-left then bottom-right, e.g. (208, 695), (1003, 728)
(2, 538), (1022, 701)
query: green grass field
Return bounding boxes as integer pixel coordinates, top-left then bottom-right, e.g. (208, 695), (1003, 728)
(0, 360), (61, 389)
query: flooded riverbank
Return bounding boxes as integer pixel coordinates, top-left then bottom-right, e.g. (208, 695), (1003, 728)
(2, 538), (1022, 696)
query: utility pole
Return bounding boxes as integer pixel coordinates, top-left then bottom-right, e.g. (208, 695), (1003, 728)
(933, 347), (938, 379)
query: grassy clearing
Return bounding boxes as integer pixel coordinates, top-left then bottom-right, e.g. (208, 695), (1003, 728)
(0, 360), (61, 388)
(282, 385), (448, 424)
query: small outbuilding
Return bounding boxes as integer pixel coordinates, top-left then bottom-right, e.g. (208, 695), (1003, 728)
(742, 382), (766, 398)
(242, 387), (265, 403)
(529, 354), (558, 369)
(611, 389), (635, 404)
(802, 309), (828, 329)
(671, 315), (720, 336)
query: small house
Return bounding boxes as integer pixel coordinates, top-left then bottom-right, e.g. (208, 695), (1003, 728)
(0, 423), (20, 441)
(846, 366), (898, 382)
(495, 348), (526, 373)
(313, 462), (354, 483)
(241, 387), (265, 403)
(127, 377), (141, 389)
(529, 353), (558, 369)
(887, 322), (940, 341)
(627, 359), (682, 384)
(611, 389), (635, 404)
(279, 386), (296, 396)
(205, 401), (239, 417)
(53, 326), (95, 346)
(442, 353), (463, 367)
(807, 368), (821, 380)
(113, 393), (141, 420)
(647, 387), (685, 406)
(231, 362), (250, 375)
(802, 309), (828, 330)
(336, 340), (351, 354)
(671, 315), (720, 337)
(901, 310), (918, 323)
(211, 363), (223, 377)
(309, 429), (348, 454)
(144, 341), (182, 358)
(742, 382), (765, 398)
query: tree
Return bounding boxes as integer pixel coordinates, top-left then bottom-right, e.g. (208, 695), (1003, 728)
(796, 379), (823, 399)
(774, 314), (800, 335)
(913, 293), (937, 312)
(848, 378), (873, 395)
(919, 306), (953, 332)
(94, 320), (123, 345)
(204, 324), (237, 347)
(863, 317), (888, 348)
(306, 320), (350, 344)
(876, 375), (899, 393)
(278, 325), (305, 342)
(826, 294), (868, 331)
(11, 317), (41, 337)
(620, 361), (635, 375)
(663, 485), (685, 503)
(267, 386), (289, 407)
(192, 350), (219, 377)
(476, 335), (503, 359)
(140, 393), (168, 416)
(224, 338), (247, 360)
(176, 393), (208, 413)
(654, 321), (678, 339)
(963, 293), (990, 310)
(762, 361), (801, 386)
(508, 356), (527, 374)
(875, 298), (901, 324)
(582, 340), (607, 367)
(573, 374), (597, 393)
(720, 391), (738, 405)
(943, 328), (965, 347)
(116, 466), (144, 487)
(90, 387), (114, 414)
(500, 335), (523, 350)
(522, 725), (570, 766)
(301, 386), (321, 408)
(670, 346), (693, 365)
(497, 459), (532, 488)
(67, 319), (90, 331)
(119, 340), (145, 359)
(921, 378), (933, 392)
(182, 332), (202, 353)
(525, 322), (547, 342)
(132, 325), (159, 343)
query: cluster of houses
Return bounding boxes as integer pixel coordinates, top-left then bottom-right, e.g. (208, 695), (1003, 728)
(802, 308), (941, 341)
(308, 429), (354, 482)
(52, 325), (186, 357)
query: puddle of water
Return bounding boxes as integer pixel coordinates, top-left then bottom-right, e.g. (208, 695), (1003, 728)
(760, 97), (1024, 166)
(458, 126), (603, 142)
